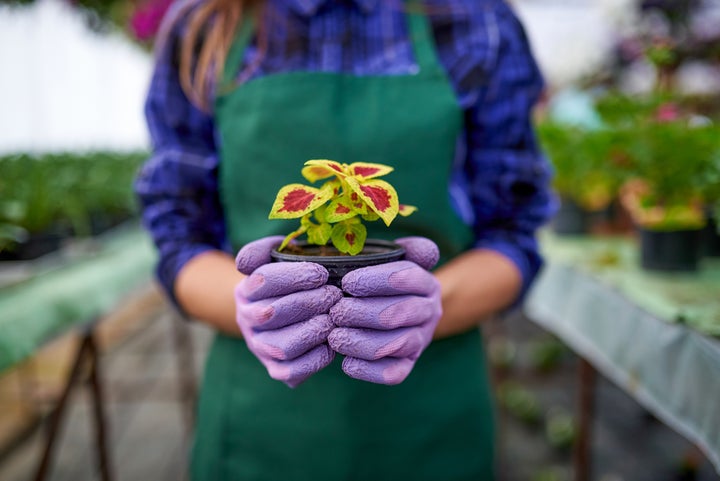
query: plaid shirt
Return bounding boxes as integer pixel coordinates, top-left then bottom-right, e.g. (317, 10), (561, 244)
(135, 0), (556, 302)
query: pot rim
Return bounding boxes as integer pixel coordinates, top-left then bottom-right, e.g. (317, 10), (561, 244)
(271, 239), (404, 263)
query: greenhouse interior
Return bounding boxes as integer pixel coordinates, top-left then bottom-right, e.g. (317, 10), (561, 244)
(1, 0), (719, 480)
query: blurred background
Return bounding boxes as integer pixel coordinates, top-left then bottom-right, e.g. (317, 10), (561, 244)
(0, 0), (719, 480)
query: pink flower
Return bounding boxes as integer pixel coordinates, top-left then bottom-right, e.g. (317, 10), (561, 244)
(130, 0), (175, 42)
(654, 103), (680, 123)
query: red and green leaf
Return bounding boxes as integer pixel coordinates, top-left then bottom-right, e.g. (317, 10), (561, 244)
(398, 204), (417, 217)
(331, 220), (367, 255)
(345, 190), (369, 215)
(302, 159), (346, 183)
(347, 162), (393, 180)
(319, 179), (341, 200)
(325, 198), (358, 223)
(269, 184), (332, 219)
(345, 177), (399, 226)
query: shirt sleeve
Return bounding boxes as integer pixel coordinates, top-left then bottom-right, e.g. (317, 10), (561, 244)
(134, 4), (227, 304)
(463, 3), (557, 300)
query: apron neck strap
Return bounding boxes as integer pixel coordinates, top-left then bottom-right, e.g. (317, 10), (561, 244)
(219, 3), (441, 90)
(220, 12), (255, 92)
(406, 4), (442, 74)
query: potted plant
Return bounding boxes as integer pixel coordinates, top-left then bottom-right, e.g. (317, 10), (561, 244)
(616, 116), (720, 272)
(268, 159), (416, 286)
(536, 122), (621, 235)
(0, 152), (144, 260)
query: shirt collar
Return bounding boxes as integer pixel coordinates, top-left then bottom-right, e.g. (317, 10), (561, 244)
(287, 0), (380, 17)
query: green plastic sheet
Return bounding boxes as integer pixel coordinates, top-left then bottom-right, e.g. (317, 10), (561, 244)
(524, 231), (720, 473)
(0, 225), (157, 374)
(536, 232), (720, 336)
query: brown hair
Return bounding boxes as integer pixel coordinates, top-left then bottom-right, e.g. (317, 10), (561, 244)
(166, 0), (266, 111)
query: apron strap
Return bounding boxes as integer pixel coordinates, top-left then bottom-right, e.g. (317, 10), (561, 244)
(219, 4), (442, 92)
(219, 13), (255, 94)
(406, 5), (443, 75)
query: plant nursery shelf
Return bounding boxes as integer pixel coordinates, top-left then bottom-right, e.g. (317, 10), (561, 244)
(524, 230), (720, 479)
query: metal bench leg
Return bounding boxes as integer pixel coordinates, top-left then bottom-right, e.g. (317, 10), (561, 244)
(171, 312), (197, 439)
(33, 326), (114, 481)
(86, 328), (114, 481)
(574, 357), (597, 481)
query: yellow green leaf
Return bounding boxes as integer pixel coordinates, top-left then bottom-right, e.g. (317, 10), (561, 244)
(361, 211), (380, 222)
(345, 177), (399, 226)
(347, 162), (393, 180)
(331, 221), (367, 255)
(398, 204), (417, 217)
(325, 198), (358, 223)
(269, 184), (332, 219)
(302, 159), (347, 183)
(306, 221), (332, 246)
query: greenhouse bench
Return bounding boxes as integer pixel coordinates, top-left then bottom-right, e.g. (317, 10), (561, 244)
(524, 231), (720, 480)
(0, 224), (186, 481)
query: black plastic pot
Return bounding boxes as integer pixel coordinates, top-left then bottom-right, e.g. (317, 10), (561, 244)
(639, 228), (702, 272)
(270, 239), (405, 287)
(551, 198), (591, 235)
(0, 230), (69, 261)
(701, 214), (720, 258)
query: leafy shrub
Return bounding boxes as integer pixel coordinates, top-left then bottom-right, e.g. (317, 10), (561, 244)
(0, 152), (147, 252)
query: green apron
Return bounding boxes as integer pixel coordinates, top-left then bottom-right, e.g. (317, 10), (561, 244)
(191, 8), (496, 481)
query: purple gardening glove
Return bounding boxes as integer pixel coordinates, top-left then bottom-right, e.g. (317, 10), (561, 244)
(328, 237), (442, 385)
(235, 236), (342, 388)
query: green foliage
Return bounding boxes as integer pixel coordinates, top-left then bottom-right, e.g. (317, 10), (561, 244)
(544, 408), (576, 450)
(497, 381), (542, 425)
(621, 121), (720, 205)
(1, 0), (133, 34)
(536, 122), (621, 211)
(529, 339), (568, 373)
(539, 91), (720, 230)
(0, 152), (146, 252)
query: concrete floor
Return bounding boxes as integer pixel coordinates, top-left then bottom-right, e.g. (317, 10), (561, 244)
(0, 308), (718, 481)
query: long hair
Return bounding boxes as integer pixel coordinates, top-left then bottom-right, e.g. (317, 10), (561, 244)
(162, 0), (266, 111)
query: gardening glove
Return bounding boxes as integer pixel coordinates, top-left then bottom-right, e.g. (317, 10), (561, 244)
(235, 236), (343, 388)
(328, 237), (442, 385)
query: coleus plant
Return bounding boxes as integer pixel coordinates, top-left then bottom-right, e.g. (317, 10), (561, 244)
(269, 160), (416, 255)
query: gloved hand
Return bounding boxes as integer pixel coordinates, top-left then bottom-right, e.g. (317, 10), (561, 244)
(235, 236), (342, 388)
(328, 237), (442, 385)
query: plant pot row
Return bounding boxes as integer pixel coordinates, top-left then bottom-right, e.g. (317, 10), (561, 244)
(551, 198), (720, 273)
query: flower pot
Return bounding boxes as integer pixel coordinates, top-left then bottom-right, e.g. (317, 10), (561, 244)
(639, 228), (702, 272)
(701, 214), (720, 258)
(270, 239), (405, 287)
(0, 227), (70, 261)
(551, 198), (591, 235)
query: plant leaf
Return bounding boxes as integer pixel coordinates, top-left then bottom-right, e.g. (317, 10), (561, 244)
(313, 204), (327, 223)
(320, 179), (342, 199)
(302, 159), (347, 183)
(398, 204), (417, 217)
(306, 221), (332, 246)
(269, 184), (332, 219)
(347, 162), (393, 179)
(361, 211), (380, 222)
(345, 177), (399, 226)
(345, 191), (369, 215)
(325, 198), (358, 223)
(331, 221), (367, 255)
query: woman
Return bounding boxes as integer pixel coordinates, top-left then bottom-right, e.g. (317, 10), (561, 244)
(135, 0), (555, 479)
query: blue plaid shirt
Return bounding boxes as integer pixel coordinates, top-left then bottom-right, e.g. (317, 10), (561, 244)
(135, 0), (556, 302)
